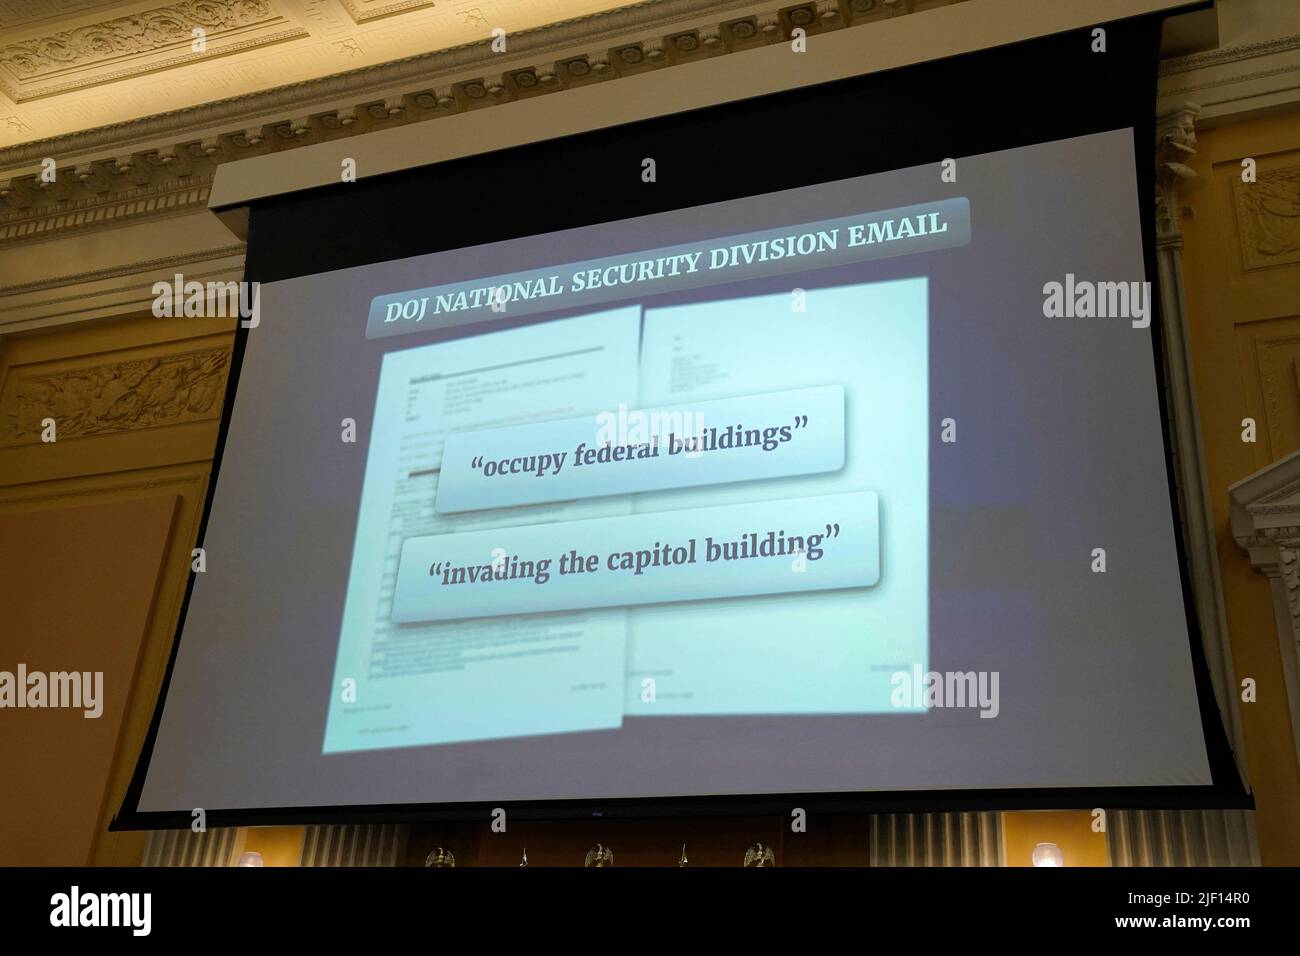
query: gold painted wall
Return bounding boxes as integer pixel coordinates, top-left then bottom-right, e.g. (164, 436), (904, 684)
(0, 494), (177, 865)
(1179, 107), (1300, 864)
(0, 312), (235, 866)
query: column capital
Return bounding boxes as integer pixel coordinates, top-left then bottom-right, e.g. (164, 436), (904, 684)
(1155, 102), (1201, 241)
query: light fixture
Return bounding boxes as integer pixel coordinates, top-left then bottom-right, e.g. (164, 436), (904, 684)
(236, 851), (265, 867)
(1031, 842), (1064, 867)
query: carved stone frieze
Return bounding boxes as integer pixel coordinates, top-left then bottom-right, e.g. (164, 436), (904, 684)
(0, 346), (231, 445)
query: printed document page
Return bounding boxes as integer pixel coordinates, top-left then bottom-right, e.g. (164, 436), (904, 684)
(323, 308), (641, 753)
(625, 280), (930, 715)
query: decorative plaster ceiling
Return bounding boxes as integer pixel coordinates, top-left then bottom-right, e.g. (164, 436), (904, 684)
(0, 0), (639, 145)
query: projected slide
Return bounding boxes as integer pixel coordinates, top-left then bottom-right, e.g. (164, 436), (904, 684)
(133, 128), (1216, 816)
(323, 279), (928, 752)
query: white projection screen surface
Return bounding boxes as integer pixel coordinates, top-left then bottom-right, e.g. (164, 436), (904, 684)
(119, 22), (1245, 826)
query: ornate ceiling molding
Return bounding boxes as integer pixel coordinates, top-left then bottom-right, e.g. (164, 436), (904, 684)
(0, 0), (307, 103)
(0, 0), (769, 164)
(0, 0), (957, 247)
(337, 0), (437, 24)
(0, 2), (121, 32)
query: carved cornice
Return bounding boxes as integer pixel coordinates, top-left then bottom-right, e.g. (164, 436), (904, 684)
(1155, 101), (1199, 244)
(0, 243), (244, 336)
(1159, 34), (1300, 76)
(1, 165), (214, 245)
(0, 0), (960, 246)
(0, 244), (243, 297)
(1161, 62), (1300, 99)
(1156, 27), (1300, 122)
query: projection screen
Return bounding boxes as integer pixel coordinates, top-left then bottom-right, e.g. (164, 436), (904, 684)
(116, 14), (1247, 827)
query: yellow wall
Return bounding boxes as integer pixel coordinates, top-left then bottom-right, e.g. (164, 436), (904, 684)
(0, 313), (235, 865)
(1179, 109), (1300, 864)
(0, 495), (177, 865)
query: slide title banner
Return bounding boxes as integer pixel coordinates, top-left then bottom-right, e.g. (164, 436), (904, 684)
(365, 198), (970, 339)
